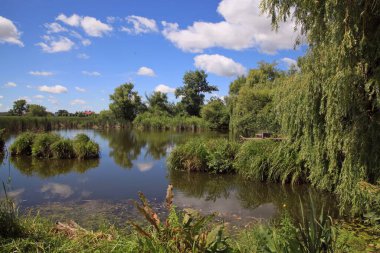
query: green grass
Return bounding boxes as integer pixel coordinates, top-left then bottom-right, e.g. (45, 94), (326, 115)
(10, 132), (99, 160)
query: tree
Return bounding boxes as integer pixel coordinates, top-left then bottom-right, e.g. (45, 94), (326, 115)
(109, 83), (145, 121)
(262, 0), (380, 213)
(175, 70), (218, 116)
(9, 99), (27, 116)
(56, 109), (69, 117)
(200, 97), (229, 130)
(26, 104), (48, 117)
(146, 91), (173, 114)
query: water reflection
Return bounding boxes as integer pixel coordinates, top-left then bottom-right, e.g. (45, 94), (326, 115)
(41, 183), (74, 199)
(10, 156), (99, 178)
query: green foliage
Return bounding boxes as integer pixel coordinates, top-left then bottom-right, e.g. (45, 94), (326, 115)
(31, 133), (61, 158)
(9, 132), (35, 156)
(0, 186), (23, 238)
(73, 134), (100, 160)
(261, 0), (380, 214)
(175, 70), (218, 116)
(168, 138), (240, 174)
(51, 139), (75, 159)
(56, 109), (69, 116)
(26, 104), (48, 117)
(201, 98), (230, 130)
(109, 83), (146, 122)
(9, 99), (27, 116)
(131, 185), (232, 252)
(146, 91), (174, 115)
(234, 140), (277, 181)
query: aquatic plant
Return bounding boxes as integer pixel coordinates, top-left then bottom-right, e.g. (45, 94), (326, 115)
(9, 132), (35, 156)
(73, 134), (99, 159)
(0, 184), (23, 238)
(205, 139), (240, 174)
(51, 139), (75, 159)
(31, 133), (61, 158)
(131, 185), (232, 252)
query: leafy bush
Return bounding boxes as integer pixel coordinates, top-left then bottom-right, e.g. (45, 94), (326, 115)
(131, 185), (232, 252)
(31, 133), (61, 158)
(73, 134), (100, 159)
(205, 139), (240, 173)
(9, 132), (35, 156)
(51, 139), (75, 159)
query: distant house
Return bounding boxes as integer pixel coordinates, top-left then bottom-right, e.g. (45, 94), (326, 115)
(84, 110), (95, 116)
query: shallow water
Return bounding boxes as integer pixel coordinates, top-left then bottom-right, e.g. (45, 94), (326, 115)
(0, 129), (339, 228)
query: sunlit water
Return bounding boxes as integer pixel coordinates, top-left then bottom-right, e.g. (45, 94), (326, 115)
(0, 129), (339, 229)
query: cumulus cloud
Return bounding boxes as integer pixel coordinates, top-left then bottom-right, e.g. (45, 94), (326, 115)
(154, 84), (175, 93)
(75, 86), (86, 92)
(56, 14), (112, 37)
(29, 71), (54, 76)
(162, 0), (299, 54)
(122, 15), (158, 34)
(0, 16), (24, 46)
(70, 99), (86, 105)
(38, 85), (68, 94)
(82, 71), (101, 76)
(194, 54), (246, 76)
(0, 96), (3, 99)
(36, 36), (74, 53)
(81, 39), (91, 46)
(137, 67), (155, 77)
(34, 95), (44, 99)
(44, 22), (67, 33)
(4, 81), (17, 87)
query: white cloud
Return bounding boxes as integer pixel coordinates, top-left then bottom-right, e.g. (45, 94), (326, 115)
(77, 53), (89, 59)
(154, 84), (175, 93)
(281, 57), (299, 69)
(137, 67), (155, 77)
(81, 16), (112, 37)
(4, 81), (17, 87)
(56, 14), (81, 27)
(75, 86), (86, 92)
(29, 71), (54, 76)
(37, 36), (74, 53)
(33, 95), (44, 99)
(122, 15), (158, 34)
(162, 0), (299, 54)
(44, 22), (67, 33)
(57, 14), (112, 37)
(194, 54), (246, 76)
(82, 71), (101, 76)
(48, 97), (59, 104)
(70, 99), (86, 105)
(0, 96), (3, 99)
(38, 85), (68, 94)
(0, 16), (24, 46)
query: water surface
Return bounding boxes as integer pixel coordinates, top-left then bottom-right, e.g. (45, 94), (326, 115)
(0, 129), (338, 228)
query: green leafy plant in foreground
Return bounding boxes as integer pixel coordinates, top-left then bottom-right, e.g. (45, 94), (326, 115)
(131, 184), (232, 252)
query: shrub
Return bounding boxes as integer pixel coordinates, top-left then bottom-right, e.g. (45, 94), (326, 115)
(9, 132), (35, 156)
(234, 139), (277, 180)
(31, 133), (61, 158)
(205, 139), (240, 173)
(51, 139), (75, 159)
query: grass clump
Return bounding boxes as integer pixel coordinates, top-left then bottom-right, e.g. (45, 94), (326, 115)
(31, 133), (61, 158)
(51, 139), (76, 159)
(9, 132), (35, 156)
(0, 129), (5, 153)
(0, 198), (23, 239)
(168, 138), (239, 173)
(73, 133), (100, 159)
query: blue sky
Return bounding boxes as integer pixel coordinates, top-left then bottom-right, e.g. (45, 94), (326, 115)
(0, 0), (305, 113)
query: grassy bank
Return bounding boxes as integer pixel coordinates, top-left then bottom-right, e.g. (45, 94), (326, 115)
(1, 186), (378, 252)
(9, 132), (99, 159)
(0, 116), (125, 132)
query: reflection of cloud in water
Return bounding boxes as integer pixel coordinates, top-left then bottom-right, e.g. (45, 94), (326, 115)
(136, 162), (154, 172)
(1, 188), (25, 201)
(174, 190), (277, 219)
(41, 183), (74, 199)
(81, 191), (92, 198)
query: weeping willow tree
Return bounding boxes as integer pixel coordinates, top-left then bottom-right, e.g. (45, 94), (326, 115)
(262, 0), (380, 214)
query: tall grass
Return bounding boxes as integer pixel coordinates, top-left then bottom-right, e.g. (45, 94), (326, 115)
(9, 132), (99, 159)
(0, 129), (5, 153)
(168, 138), (239, 173)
